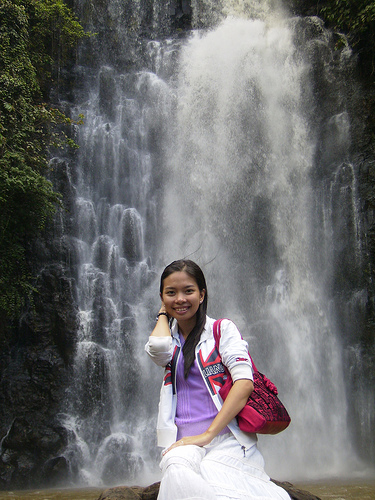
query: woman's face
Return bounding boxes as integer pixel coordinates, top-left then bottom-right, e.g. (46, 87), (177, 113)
(161, 271), (205, 324)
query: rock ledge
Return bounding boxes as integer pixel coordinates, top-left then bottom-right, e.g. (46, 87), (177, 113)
(98, 480), (322, 500)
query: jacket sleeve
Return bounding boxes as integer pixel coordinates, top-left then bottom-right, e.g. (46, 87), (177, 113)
(145, 336), (174, 367)
(218, 319), (253, 382)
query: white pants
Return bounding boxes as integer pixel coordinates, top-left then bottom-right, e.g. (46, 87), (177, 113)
(157, 434), (290, 500)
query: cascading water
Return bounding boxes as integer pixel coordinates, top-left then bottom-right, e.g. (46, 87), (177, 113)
(59, 0), (374, 487)
(60, 50), (179, 483)
(159, 13), (360, 479)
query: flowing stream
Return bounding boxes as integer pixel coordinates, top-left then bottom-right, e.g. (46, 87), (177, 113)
(57, 0), (374, 487)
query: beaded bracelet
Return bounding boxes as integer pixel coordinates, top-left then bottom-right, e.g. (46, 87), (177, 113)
(156, 312), (169, 320)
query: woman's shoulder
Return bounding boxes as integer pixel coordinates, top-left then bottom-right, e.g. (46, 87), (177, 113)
(204, 315), (215, 328)
(214, 318), (245, 344)
(209, 316), (237, 329)
(204, 316), (240, 337)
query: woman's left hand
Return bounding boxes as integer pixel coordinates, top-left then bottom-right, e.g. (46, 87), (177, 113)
(162, 379), (253, 456)
(162, 431), (213, 455)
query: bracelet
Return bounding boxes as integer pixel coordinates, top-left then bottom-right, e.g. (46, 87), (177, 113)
(156, 312), (169, 320)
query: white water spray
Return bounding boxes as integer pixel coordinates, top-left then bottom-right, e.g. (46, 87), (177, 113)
(61, 0), (372, 485)
(160, 13), (361, 479)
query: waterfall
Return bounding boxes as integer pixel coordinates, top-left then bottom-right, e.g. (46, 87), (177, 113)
(60, 29), (178, 485)
(159, 14), (359, 479)
(59, 0), (374, 486)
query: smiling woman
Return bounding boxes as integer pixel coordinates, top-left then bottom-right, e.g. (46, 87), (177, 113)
(144, 259), (290, 500)
(153, 259), (209, 379)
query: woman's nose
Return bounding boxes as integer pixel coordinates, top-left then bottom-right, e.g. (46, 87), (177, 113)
(175, 293), (185, 302)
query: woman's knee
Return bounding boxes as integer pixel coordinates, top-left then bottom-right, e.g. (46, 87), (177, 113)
(160, 445), (206, 475)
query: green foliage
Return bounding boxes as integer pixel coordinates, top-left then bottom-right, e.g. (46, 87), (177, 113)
(319, 0), (375, 74)
(319, 0), (375, 36)
(27, 0), (87, 94)
(0, 0), (86, 320)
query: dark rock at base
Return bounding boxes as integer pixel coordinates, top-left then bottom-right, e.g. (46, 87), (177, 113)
(97, 480), (322, 500)
(42, 456), (70, 486)
(98, 485), (140, 500)
(273, 480), (322, 500)
(98, 482), (160, 500)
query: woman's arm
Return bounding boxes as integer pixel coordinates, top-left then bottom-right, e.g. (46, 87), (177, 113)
(163, 378), (254, 452)
(206, 378), (254, 438)
(164, 319), (254, 452)
(150, 305), (170, 337)
(218, 319), (253, 383)
(145, 305), (173, 366)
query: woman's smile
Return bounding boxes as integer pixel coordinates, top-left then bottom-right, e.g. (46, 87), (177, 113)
(174, 305), (190, 315)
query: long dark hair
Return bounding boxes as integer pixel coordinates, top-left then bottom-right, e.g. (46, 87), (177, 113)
(160, 259), (208, 378)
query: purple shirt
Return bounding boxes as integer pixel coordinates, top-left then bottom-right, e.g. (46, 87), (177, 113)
(175, 334), (229, 439)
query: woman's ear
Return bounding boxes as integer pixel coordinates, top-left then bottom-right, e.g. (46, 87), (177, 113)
(199, 289), (206, 303)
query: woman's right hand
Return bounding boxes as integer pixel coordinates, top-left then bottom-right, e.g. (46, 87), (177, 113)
(150, 302), (171, 337)
(158, 303), (168, 316)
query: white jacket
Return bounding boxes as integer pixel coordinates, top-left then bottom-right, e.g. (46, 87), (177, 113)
(145, 316), (257, 449)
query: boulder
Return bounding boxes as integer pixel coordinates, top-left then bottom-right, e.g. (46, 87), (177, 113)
(273, 480), (322, 500)
(98, 482), (160, 500)
(97, 480), (322, 500)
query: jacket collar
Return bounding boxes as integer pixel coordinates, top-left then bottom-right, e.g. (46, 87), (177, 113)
(199, 316), (214, 343)
(170, 320), (179, 341)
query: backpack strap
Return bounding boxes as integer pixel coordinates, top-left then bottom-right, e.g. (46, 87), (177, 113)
(213, 318), (258, 373)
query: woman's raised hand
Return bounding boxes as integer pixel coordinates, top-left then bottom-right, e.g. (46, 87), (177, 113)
(150, 302), (171, 337)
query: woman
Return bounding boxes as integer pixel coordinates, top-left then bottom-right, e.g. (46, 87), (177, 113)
(145, 259), (290, 500)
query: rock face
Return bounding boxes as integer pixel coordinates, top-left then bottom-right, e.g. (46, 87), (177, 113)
(0, 159), (80, 490)
(97, 481), (322, 500)
(0, 262), (79, 489)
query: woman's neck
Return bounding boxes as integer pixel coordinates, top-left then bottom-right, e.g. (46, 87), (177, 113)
(178, 318), (196, 339)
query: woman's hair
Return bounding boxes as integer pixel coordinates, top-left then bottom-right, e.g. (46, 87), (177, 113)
(160, 260), (208, 378)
